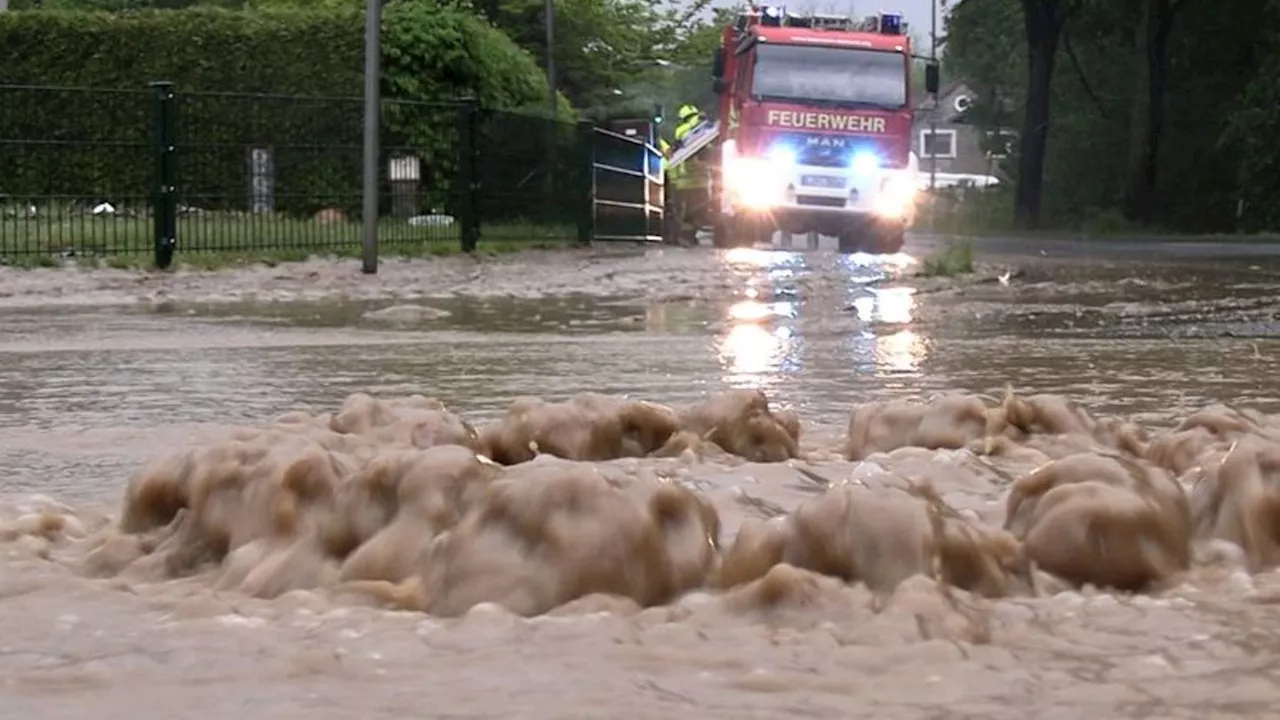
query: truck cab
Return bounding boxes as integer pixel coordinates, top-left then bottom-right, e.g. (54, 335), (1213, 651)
(711, 5), (925, 253)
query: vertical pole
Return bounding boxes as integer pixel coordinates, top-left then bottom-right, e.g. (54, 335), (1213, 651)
(457, 102), (480, 253)
(0, 0), (9, 12)
(641, 137), (652, 242)
(577, 120), (595, 246)
(652, 131), (665, 244)
(149, 81), (177, 270)
(361, 0), (382, 275)
(929, 0), (938, 198)
(545, 0), (556, 118)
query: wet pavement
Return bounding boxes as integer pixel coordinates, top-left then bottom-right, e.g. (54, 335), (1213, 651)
(3, 239), (1280, 718)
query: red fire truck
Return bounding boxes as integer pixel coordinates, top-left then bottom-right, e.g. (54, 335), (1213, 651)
(701, 4), (936, 252)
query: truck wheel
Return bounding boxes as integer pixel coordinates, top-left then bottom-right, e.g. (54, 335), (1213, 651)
(873, 223), (906, 255)
(712, 218), (731, 248)
(731, 216), (772, 248)
(837, 228), (864, 255)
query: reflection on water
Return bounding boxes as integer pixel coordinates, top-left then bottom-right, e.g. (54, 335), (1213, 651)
(715, 250), (925, 387)
(727, 299), (797, 323)
(719, 323), (796, 385)
(723, 247), (785, 269)
(848, 289), (927, 375)
(7, 245), (1280, 505)
(724, 247), (809, 285)
(842, 250), (916, 281)
(851, 287), (916, 325)
(842, 329), (930, 377)
(874, 330), (929, 374)
(719, 299), (801, 388)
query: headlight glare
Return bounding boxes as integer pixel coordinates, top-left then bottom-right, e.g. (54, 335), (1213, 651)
(852, 151), (879, 176)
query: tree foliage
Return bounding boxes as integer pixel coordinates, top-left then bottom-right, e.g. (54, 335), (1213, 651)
(1223, 2), (1280, 229)
(591, 4), (732, 130)
(0, 6), (561, 219)
(946, 0), (1280, 232)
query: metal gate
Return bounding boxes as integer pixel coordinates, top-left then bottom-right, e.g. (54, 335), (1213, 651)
(588, 127), (664, 242)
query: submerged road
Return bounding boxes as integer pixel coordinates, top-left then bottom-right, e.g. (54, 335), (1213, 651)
(1, 242), (1279, 718)
(910, 232), (1280, 263)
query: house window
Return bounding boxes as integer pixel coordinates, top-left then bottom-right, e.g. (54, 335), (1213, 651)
(920, 129), (957, 159)
(985, 129), (1018, 159)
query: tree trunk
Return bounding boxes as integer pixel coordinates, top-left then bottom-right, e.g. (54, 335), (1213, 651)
(1013, 1), (1062, 230)
(1123, 0), (1179, 223)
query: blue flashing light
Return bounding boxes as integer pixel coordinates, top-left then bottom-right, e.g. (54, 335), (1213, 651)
(879, 12), (903, 35)
(768, 144), (797, 166)
(851, 150), (879, 176)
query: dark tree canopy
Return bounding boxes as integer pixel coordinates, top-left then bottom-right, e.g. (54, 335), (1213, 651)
(944, 0), (1280, 232)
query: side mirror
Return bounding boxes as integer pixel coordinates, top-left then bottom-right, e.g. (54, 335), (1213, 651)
(711, 47), (725, 80)
(712, 77), (728, 95)
(925, 63), (940, 95)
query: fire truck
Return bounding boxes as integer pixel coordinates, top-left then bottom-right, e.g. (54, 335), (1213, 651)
(671, 4), (937, 253)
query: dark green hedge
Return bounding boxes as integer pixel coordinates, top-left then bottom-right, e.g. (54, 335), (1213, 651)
(0, 5), (578, 221)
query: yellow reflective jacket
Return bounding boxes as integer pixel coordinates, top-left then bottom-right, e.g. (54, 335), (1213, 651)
(674, 105), (703, 140)
(660, 137), (688, 185)
(670, 110), (709, 190)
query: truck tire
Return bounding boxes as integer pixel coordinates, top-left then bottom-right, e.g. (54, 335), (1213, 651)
(712, 217), (731, 248)
(874, 223), (906, 255)
(837, 226), (867, 254)
(730, 216), (772, 248)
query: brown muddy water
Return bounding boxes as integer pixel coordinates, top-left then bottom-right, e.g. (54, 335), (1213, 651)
(3, 245), (1280, 718)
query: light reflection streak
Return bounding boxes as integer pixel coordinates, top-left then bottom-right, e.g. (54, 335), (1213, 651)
(720, 323), (788, 380)
(727, 299), (796, 323)
(841, 250), (917, 273)
(716, 242), (926, 384)
(851, 287), (916, 325)
(874, 329), (928, 374)
(845, 285), (928, 374)
(718, 300), (799, 388)
(724, 247), (786, 268)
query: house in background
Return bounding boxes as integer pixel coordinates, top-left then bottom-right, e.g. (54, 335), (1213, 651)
(911, 80), (1014, 189)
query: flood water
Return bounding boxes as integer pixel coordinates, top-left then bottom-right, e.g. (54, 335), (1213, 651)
(3, 245), (1280, 718)
(4, 247), (1279, 503)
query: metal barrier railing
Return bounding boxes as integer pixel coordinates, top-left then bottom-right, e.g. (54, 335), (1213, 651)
(1, 82), (669, 265)
(589, 127), (664, 243)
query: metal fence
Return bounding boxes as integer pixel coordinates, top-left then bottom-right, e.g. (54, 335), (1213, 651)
(590, 127), (665, 243)
(0, 82), (659, 266)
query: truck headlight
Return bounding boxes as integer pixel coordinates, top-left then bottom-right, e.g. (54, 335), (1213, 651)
(727, 148), (794, 209)
(730, 158), (786, 208)
(851, 151), (879, 177)
(874, 176), (916, 218)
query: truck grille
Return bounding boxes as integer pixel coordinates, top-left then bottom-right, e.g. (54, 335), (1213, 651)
(797, 149), (849, 168)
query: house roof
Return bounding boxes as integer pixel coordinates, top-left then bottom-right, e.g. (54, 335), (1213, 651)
(912, 79), (971, 112)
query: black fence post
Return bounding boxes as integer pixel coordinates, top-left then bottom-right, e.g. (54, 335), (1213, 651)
(149, 81), (178, 270)
(456, 101), (480, 253)
(577, 120), (595, 247)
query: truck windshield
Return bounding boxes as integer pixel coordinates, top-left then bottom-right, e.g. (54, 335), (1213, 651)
(751, 44), (906, 108)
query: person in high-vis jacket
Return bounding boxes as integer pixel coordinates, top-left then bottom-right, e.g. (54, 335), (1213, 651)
(662, 104), (711, 245)
(658, 136), (678, 243)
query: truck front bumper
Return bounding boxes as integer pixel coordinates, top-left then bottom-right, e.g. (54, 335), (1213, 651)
(721, 160), (917, 232)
